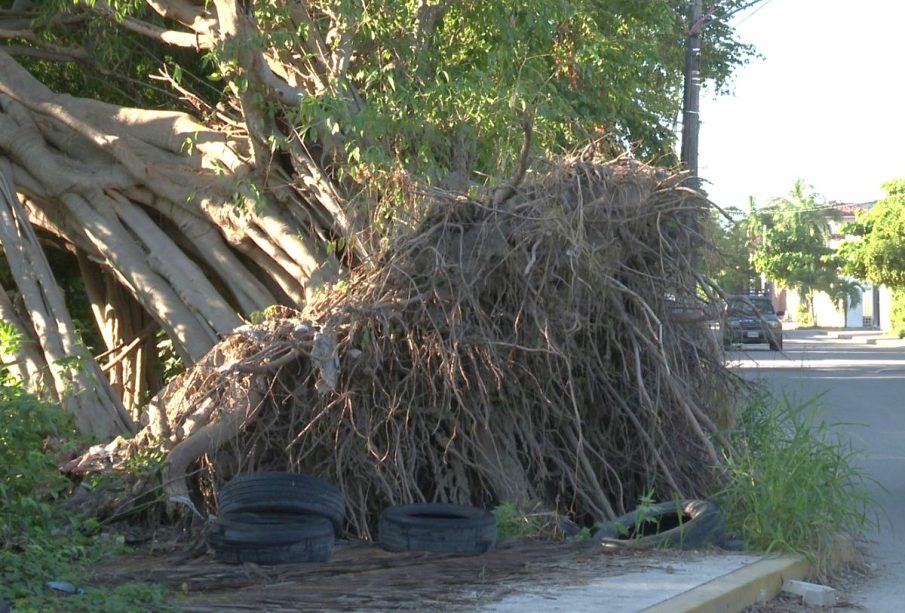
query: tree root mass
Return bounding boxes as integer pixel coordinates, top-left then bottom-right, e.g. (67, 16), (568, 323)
(142, 157), (733, 536)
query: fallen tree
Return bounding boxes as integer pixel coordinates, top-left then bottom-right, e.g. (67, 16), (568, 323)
(64, 155), (734, 536)
(0, 1), (756, 436)
(0, 1), (755, 534)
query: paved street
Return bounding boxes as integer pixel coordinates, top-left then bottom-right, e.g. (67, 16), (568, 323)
(730, 329), (905, 611)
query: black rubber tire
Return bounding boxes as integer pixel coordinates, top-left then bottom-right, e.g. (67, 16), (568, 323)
(592, 499), (725, 550)
(378, 503), (498, 554)
(769, 336), (783, 351)
(218, 472), (345, 531)
(213, 512), (330, 544)
(208, 512), (334, 564)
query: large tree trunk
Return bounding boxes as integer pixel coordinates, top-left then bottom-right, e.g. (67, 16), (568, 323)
(0, 159), (133, 437)
(0, 30), (348, 434)
(0, 0), (371, 436)
(78, 250), (160, 422)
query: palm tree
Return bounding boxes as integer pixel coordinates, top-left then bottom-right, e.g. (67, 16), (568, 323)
(830, 278), (864, 324)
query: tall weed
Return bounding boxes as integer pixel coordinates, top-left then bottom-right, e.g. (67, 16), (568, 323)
(718, 393), (876, 571)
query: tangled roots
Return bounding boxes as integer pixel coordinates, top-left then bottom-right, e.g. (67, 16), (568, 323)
(143, 157), (734, 537)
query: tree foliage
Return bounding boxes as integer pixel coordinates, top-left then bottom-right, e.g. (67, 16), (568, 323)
(750, 181), (848, 319)
(840, 180), (905, 289)
(703, 205), (759, 293)
(4, 0), (757, 185)
(0, 0), (758, 435)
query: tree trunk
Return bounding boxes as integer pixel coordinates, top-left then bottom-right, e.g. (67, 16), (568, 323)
(0, 0), (357, 436)
(810, 293), (817, 327)
(0, 158), (134, 437)
(0, 281), (52, 396)
(78, 250), (160, 422)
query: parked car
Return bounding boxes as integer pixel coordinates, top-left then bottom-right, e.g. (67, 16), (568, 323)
(723, 295), (784, 351)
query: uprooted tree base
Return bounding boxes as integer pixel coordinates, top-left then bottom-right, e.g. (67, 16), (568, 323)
(71, 157), (735, 537)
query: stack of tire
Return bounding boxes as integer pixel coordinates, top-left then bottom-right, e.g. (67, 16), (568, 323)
(208, 472), (344, 565)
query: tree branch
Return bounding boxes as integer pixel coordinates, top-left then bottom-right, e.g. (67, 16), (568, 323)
(492, 117), (533, 206)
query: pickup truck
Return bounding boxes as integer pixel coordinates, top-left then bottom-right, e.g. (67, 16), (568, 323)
(723, 295), (784, 351)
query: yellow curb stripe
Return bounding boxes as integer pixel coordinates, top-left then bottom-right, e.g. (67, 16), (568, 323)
(642, 554), (810, 613)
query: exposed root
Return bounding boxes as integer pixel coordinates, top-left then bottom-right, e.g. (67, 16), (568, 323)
(95, 156), (735, 537)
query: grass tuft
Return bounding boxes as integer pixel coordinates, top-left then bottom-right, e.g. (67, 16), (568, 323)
(718, 392), (877, 579)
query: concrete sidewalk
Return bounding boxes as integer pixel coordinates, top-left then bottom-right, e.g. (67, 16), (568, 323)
(810, 328), (905, 347)
(482, 552), (810, 612)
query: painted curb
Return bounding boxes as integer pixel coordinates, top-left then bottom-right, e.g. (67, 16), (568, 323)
(642, 554), (810, 613)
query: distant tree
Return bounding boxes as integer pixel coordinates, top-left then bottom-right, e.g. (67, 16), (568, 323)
(841, 180), (905, 334)
(840, 180), (905, 289)
(828, 278), (863, 319)
(750, 181), (843, 325)
(703, 206), (758, 293)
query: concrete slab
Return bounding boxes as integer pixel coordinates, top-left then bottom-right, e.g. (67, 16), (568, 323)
(481, 554), (764, 612)
(783, 579), (836, 607)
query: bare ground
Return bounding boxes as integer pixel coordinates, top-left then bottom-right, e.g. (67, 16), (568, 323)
(96, 535), (711, 612)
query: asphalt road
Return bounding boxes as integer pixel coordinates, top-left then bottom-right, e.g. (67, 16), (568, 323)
(729, 329), (905, 611)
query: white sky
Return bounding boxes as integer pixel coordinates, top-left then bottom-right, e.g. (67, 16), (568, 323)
(698, 0), (905, 209)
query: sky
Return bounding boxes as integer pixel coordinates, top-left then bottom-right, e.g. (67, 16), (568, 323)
(698, 0), (905, 209)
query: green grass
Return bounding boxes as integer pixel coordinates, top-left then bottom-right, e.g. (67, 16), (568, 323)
(717, 392), (877, 574)
(493, 503), (546, 542)
(493, 503), (590, 543)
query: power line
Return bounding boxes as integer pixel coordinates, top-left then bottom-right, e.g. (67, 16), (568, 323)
(711, 0), (767, 22)
(752, 201), (874, 215)
(717, 202), (874, 224)
(735, 0), (777, 25)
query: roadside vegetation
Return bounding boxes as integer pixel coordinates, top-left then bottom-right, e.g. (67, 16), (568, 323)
(840, 180), (905, 337)
(717, 392), (876, 578)
(490, 388), (877, 578)
(0, 331), (169, 611)
(893, 290), (905, 338)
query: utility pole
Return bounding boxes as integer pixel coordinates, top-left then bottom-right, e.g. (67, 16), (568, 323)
(680, 0), (704, 289)
(681, 0), (703, 190)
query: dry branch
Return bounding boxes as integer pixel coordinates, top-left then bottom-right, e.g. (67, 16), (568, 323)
(117, 156), (737, 536)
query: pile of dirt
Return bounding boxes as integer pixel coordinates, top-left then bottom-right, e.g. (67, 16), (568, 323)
(96, 155), (733, 537)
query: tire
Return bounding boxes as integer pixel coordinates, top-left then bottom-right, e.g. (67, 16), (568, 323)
(218, 472), (345, 531)
(208, 512), (334, 564)
(592, 499), (725, 550)
(769, 335), (783, 351)
(213, 512), (330, 544)
(378, 503), (498, 554)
